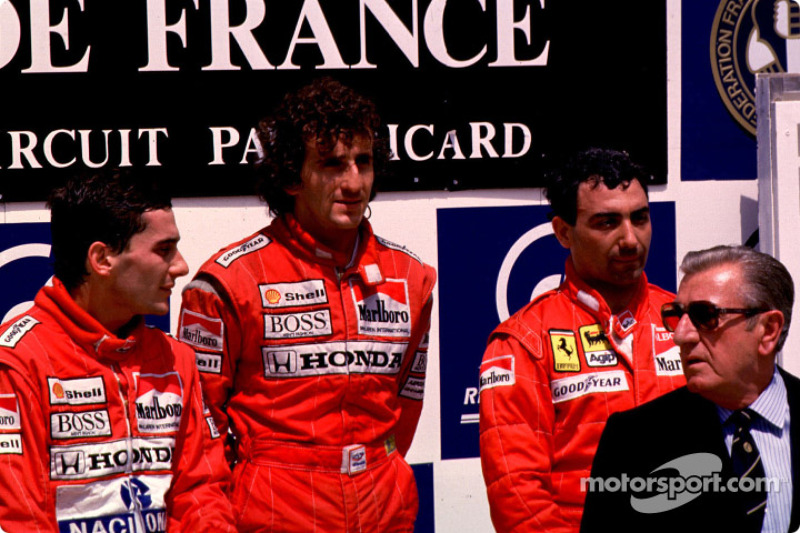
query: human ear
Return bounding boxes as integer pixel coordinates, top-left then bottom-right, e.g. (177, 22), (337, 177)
(86, 241), (114, 277)
(551, 216), (573, 250)
(757, 310), (785, 357)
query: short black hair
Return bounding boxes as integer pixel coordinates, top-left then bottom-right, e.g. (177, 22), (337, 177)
(255, 77), (390, 217)
(47, 170), (172, 291)
(545, 148), (650, 225)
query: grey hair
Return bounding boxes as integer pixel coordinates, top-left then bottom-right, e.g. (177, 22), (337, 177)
(680, 245), (794, 352)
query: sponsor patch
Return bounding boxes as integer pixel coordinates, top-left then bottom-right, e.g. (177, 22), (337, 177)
(51, 410), (112, 440)
(262, 341), (406, 378)
(652, 325), (683, 376)
(400, 376), (426, 400)
(179, 309), (224, 353)
(195, 352), (223, 375)
(215, 234), (270, 268)
(0, 315), (39, 348)
(579, 324), (618, 367)
(50, 437), (175, 480)
(260, 280), (328, 308)
(56, 475), (171, 533)
(375, 235), (423, 264)
(134, 373), (184, 434)
(551, 370), (629, 403)
(263, 309), (333, 339)
(0, 394), (20, 431)
(550, 329), (580, 372)
(206, 416), (220, 439)
(48, 377), (107, 406)
(410, 351), (427, 374)
(479, 355), (515, 393)
(352, 279), (412, 338)
(0, 433), (21, 454)
(342, 444), (367, 475)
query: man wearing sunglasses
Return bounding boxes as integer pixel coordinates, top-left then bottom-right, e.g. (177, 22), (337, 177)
(479, 148), (685, 532)
(581, 245), (800, 532)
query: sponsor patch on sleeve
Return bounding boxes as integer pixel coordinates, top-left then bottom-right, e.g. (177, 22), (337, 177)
(215, 234), (270, 268)
(550, 370), (629, 403)
(479, 355), (515, 393)
(0, 394), (21, 431)
(653, 326), (683, 376)
(550, 329), (580, 372)
(0, 315), (39, 348)
(0, 433), (22, 454)
(399, 375), (425, 400)
(179, 310), (224, 354)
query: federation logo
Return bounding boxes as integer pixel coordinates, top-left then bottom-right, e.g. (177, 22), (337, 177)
(550, 329), (580, 372)
(711, 0), (800, 135)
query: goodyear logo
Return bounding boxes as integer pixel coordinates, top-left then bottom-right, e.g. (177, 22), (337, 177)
(710, 0), (800, 135)
(550, 329), (580, 373)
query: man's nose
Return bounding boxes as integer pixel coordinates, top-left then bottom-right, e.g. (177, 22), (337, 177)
(618, 220), (638, 249)
(171, 250), (190, 278)
(671, 313), (699, 346)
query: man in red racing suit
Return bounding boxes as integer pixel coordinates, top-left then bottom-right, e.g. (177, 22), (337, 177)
(179, 78), (436, 531)
(180, 214), (435, 531)
(0, 171), (234, 532)
(479, 149), (685, 532)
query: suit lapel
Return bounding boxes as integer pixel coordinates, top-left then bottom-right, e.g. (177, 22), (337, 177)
(779, 367), (800, 531)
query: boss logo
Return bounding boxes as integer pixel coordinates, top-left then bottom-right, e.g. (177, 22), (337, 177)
(51, 410), (111, 439)
(263, 310), (332, 339)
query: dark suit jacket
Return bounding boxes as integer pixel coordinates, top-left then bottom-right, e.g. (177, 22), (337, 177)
(580, 367), (800, 533)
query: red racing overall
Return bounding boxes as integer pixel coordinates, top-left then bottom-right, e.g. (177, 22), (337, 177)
(0, 278), (235, 532)
(180, 214), (436, 532)
(479, 261), (685, 532)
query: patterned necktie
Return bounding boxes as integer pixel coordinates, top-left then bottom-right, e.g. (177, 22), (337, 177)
(729, 409), (767, 532)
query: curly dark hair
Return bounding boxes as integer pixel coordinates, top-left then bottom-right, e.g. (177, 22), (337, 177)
(545, 148), (650, 225)
(47, 169), (172, 291)
(255, 77), (390, 217)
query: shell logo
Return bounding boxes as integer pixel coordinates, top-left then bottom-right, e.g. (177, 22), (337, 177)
(263, 289), (281, 305)
(53, 382), (65, 399)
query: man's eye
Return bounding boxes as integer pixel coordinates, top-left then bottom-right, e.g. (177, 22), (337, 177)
(594, 218), (617, 229)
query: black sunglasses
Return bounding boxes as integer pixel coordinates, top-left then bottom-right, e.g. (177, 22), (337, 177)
(660, 301), (769, 332)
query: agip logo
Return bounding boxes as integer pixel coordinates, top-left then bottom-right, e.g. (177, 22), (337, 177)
(711, 0), (800, 135)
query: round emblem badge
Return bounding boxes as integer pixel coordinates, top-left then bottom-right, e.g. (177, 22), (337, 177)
(710, 0), (800, 135)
